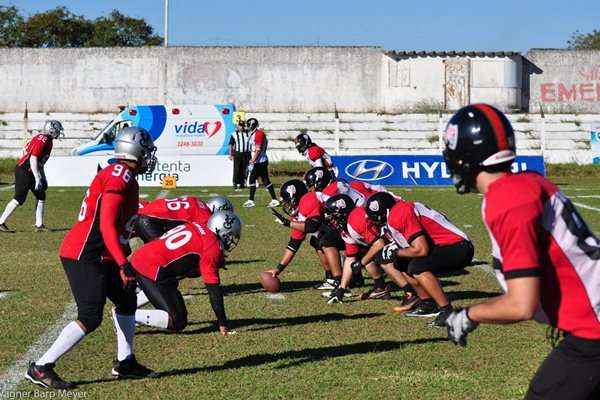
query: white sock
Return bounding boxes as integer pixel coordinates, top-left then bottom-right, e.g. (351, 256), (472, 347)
(135, 309), (169, 329)
(35, 200), (45, 227)
(36, 321), (85, 366)
(136, 290), (150, 307)
(111, 309), (136, 362)
(0, 199), (19, 224)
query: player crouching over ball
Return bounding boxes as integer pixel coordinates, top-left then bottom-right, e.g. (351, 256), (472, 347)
(131, 212), (241, 336)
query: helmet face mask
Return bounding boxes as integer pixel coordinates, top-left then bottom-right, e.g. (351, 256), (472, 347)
(323, 194), (354, 231)
(246, 118), (259, 133)
(113, 127), (158, 174)
(294, 133), (311, 154)
(44, 120), (64, 139)
(443, 103), (516, 195)
(365, 192), (397, 227)
(207, 211), (242, 253)
(280, 179), (307, 215)
(304, 167), (332, 192)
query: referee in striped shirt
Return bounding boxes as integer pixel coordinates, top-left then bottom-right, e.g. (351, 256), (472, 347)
(229, 120), (251, 190)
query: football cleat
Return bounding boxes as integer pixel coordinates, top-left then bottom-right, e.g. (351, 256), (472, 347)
(322, 288), (353, 299)
(360, 286), (391, 300)
(326, 287), (350, 304)
(405, 301), (440, 318)
(26, 362), (75, 390)
(267, 199), (280, 208)
(34, 224), (49, 232)
(0, 223), (14, 233)
(429, 306), (454, 327)
(243, 200), (255, 208)
(391, 293), (420, 313)
(111, 356), (158, 379)
(313, 279), (337, 290)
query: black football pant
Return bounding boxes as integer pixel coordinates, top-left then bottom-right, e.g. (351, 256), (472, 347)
(525, 333), (600, 400)
(136, 273), (188, 332)
(14, 165), (46, 205)
(232, 152), (250, 187)
(394, 240), (474, 276)
(61, 258), (136, 333)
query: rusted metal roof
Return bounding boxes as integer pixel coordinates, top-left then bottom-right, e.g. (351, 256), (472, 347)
(386, 50), (521, 59)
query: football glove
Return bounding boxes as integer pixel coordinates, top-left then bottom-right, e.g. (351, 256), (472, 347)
(272, 209), (290, 227)
(120, 262), (137, 293)
(374, 243), (399, 265)
(446, 308), (479, 347)
(247, 163), (254, 174)
(350, 260), (364, 274)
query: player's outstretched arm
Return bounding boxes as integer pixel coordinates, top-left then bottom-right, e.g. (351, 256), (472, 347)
(205, 284), (231, 335)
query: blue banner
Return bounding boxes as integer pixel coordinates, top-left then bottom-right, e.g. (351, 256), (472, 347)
(332, 155), (545, 186)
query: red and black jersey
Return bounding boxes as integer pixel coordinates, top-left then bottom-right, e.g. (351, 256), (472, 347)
(484, 172), (600, 339)
(290, 191), (322, 241)
(249, 129), (268, 163)
(317, 181), (367, 206)
(138, 196), (212, 226)
(131, 222), (224, 284)
(59, 162), (139, 266)
(306, 144), (333, 169)
(17, 133), (53, 171)
(349, 181), (400, 201)
(386, 200), (468, 248)
(342, 207), (381, 257)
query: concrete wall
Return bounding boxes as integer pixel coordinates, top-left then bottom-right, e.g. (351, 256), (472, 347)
(1, 112), (598, 164)
(381, 55), (522, 112)
(0, 46), (382, 113)
(528, 49), (600, 113)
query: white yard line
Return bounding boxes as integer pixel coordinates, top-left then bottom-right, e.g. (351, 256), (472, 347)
(0, 185), (15, 192)
(573, 202), (600, 213)
(0, 292), (11, 300)
(0, 190), (171, 393)
(572, 195), (600, 199)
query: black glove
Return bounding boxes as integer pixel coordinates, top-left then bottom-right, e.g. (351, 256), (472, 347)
(120, 262), (137, 293)
(350, 260), (364, 274)
(373, 243), (399, 265)
(446, 308), (479, 347)
(272, 209), (290, 227)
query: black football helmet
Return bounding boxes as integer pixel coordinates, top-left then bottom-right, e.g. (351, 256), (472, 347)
(364, 192), (397, 226)
(323, 194), (355, 231)
(294, 133), (312, 154)
(280, 179), (308, 215)
(304, 167), (332, 191)
(443, 103), (516, 194)
(246, 118), (259, 133)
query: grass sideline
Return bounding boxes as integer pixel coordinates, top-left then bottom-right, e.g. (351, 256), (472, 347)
(1, 178), (600, 399)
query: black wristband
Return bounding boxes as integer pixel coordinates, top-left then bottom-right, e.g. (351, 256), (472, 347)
(276, 263), (287, 272)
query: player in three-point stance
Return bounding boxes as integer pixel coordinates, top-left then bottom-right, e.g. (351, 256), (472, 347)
(0, 120), (64, 233)
(26, 127), (158, 390)
(131, 212), (242, 334)
(443, 104), (600, 399)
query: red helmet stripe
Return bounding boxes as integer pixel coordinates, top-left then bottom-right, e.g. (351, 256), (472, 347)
(473, 104), (507, 150)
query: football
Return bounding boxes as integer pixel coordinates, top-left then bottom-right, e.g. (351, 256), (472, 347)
(260, 271), (281, 293)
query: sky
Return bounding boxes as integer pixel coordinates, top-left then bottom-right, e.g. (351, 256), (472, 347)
(8, 0), (600, 52)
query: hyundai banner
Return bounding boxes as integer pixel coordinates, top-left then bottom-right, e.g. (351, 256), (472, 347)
(332, 155), (545, 186)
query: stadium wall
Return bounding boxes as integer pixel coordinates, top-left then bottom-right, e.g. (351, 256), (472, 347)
(0, 112), (597, 164)
(528, 49), (600, 114)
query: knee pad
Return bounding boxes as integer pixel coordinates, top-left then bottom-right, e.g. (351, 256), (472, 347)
(78, 310), (103, 333)
(33, 189), (46, 201)
(13, 195), (26, 206)
(114, 294), (137, 316)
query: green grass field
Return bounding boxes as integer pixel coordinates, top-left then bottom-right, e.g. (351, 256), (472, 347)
(1, 174), (600, 399)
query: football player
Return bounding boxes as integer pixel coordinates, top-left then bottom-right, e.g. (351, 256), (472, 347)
(294, 133), (334, 172)
(266, 179), (346, 291)
(322, 194), (413, 303)
(443, 104), (600, 399)
(26, 127), (157, 390)
(136, 195), (234, 242)
(132, 212), (241, 335)
(304, 167), (365, 206)
(0, 120), (63, 232)
(364, 192), (474, 326)
(243, 118), (280, 208)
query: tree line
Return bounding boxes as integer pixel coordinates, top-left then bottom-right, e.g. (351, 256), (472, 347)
(0, 5), (162, 47)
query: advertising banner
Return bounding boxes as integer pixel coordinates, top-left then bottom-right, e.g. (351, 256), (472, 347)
(592, 127), (600, 165)
(332, 155), (545, 186)
(45, 155), (233, 187)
